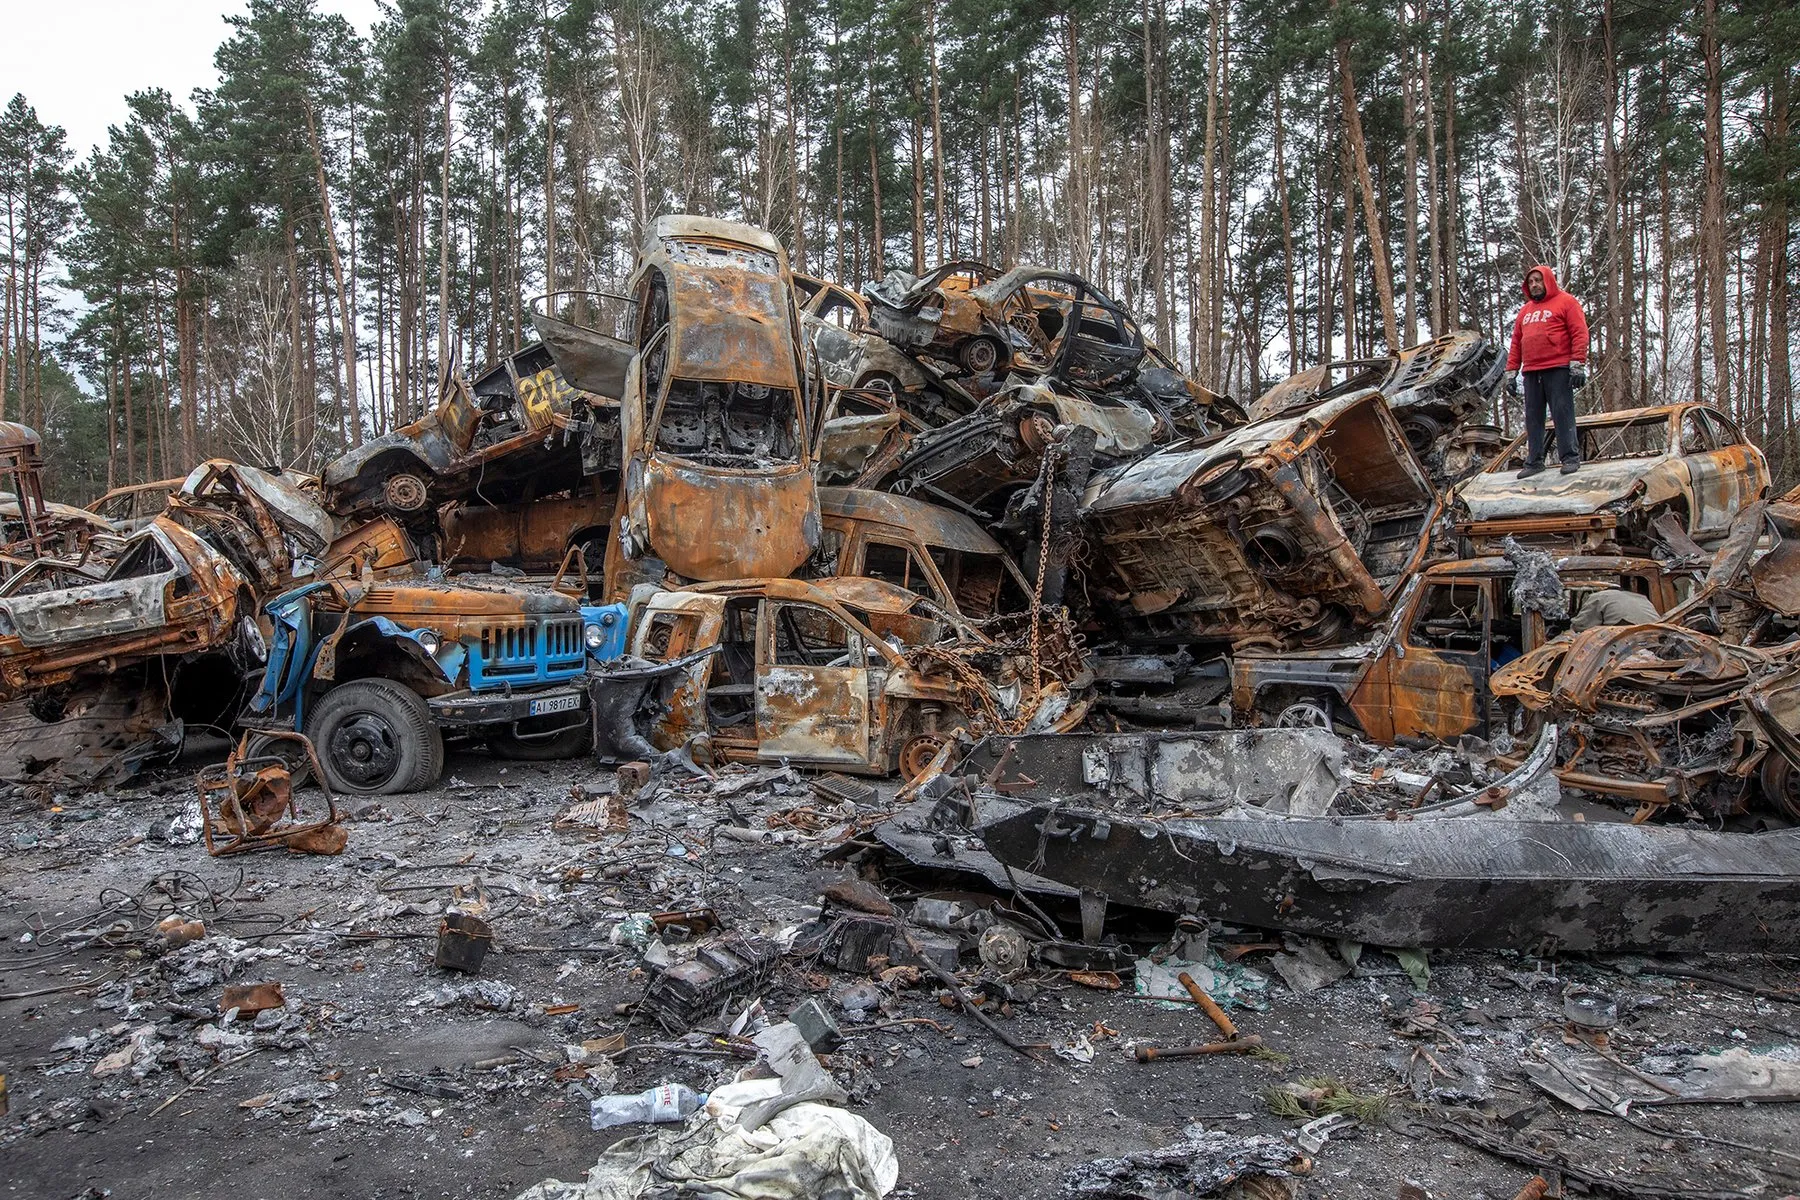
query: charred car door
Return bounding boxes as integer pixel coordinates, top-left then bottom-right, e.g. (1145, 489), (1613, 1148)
(755, 598), (872, 765)
(1352, 578), (1490, 741)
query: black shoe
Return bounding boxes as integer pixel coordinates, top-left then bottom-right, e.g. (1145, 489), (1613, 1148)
(1560, 461), (1581, 475)
(1517, 464), (1545, 479)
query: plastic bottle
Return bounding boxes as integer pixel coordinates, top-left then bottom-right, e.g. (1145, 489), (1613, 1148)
(588, 1082), (707, 1130)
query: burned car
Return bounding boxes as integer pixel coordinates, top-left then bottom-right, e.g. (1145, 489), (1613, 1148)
(795, 275), (940, 408)
(1247, 330), (1503, 466)
(1080, 390), (1440, 649)
(1232, 553), (1684, 740)
(811, 487), (1031, 621)
(613, 577), (1076, 779)
(607, 216), (820, 597)
(323, 318), (631, 525)
(1492, 622), (1793, 820)
(0, 461), (337, 696)
(864, 263), (1144, 388)
(85, 477), (191, 532)
(1453, 403), (1769, 553)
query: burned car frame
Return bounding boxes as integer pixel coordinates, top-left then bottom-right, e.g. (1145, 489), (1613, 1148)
(1453, 403), (1769, 552)
(1081, 390), (1440, 649)
(1247, 331), (1503, 468)
(607, 216), (821, 597)
(618, 577), (995, 778)
(1232, 554), (1684, 742)
(323, 312), (633, 524)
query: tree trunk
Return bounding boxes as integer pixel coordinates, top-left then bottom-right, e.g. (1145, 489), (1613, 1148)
(1700, 0), (1730, 411)
(1336, 30), (1400, 353)
(439, 56), (455, 384)
(1401, 18), (1419, 348)
(928, 0), (945, 263)
(305, 98), (360, 451)
(1197, 0), (1221, 383)
(1064, 12), (1087, 274)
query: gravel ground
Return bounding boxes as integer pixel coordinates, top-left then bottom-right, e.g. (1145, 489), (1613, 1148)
(3, 748), (1798, 1200)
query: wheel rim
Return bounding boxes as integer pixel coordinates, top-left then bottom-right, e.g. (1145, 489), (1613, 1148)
(327, 711), (404, 790)
(1275, 701), (1332, 730)
(1761, 755), (1800, 822)
(899, 734), (948, 781)
(384, 473), (429, 513)
(962, 338), (999, 374)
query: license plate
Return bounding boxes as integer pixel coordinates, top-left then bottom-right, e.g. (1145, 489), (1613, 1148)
(529, 693), (581, 717)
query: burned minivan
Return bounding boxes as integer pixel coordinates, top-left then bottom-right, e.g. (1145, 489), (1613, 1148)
(606, 216), (820, 597)
(1081, 390), (1440, 649)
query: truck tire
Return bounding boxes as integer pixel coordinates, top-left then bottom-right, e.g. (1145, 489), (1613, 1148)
(306, 678), (442, 796)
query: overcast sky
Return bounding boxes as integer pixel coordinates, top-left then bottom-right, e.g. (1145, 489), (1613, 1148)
(2, 0), (383, 157)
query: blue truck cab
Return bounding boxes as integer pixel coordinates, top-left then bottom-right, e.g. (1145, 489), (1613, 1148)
(247, 574), (627, 795)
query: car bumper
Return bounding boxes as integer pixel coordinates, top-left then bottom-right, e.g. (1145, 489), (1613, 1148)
(427, 686), (587, 730)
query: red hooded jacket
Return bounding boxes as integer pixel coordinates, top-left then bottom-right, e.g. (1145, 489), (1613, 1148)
(1506, 264), (1590, 372)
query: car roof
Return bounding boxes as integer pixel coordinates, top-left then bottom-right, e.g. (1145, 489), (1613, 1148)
(650, 215), (784, 257)
(818, 487), (1003, 555)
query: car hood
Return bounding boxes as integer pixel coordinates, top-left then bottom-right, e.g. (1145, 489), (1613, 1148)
(1456, 458), (1661, 519)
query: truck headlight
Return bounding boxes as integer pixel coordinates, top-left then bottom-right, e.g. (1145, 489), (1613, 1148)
(584, 623), (606, 651)
(415, 629), (442, 655)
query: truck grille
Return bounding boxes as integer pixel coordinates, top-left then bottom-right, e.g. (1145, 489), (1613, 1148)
(468, 615), (586, 688)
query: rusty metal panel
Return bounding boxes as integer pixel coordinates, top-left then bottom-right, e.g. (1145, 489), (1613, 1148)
(641, 457), (817, 581)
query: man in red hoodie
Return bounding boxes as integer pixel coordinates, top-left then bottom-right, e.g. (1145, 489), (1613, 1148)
(1505, 264), (1590, 476)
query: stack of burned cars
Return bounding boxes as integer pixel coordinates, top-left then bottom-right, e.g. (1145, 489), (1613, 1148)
(3, 461), (628, 794)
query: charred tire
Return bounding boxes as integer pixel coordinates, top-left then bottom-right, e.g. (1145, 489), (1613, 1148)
(958, 335), (1005, 376)
(1397, 412), (1445, 455)
(490, 720), (592, 761)
(242, 731), (313, 790)
(1759, 753), (1800, 822)
(306, 678), (443, 796)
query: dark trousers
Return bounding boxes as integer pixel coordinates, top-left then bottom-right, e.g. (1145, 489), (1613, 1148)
(1523, 365), (1579, 468)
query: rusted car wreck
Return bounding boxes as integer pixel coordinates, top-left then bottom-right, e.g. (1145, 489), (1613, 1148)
(1081, 390), (1440, 649)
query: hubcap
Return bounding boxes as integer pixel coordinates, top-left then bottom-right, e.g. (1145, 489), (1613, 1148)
(328, 711), (403, 789)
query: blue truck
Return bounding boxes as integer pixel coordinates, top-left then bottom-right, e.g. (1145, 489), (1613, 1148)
(245, 573), (627, 795)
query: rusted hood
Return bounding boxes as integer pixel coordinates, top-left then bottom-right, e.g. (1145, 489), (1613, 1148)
(642, 457), (819, 580)
(1456, 457), (1663, 519)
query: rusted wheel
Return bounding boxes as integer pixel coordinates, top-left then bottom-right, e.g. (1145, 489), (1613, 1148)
(958, 335), (1004, 376)
(898, 733), (948, 782)
(383, 472), (430, 514)
(1758, 753), (1800, 821)
(1019, 412), (1056, 454)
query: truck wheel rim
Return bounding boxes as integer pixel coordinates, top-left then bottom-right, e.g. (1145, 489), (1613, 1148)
(329, 712), (403, 790)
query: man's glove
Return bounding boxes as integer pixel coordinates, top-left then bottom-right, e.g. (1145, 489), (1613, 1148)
(1505, 371), (1520, 397)
(1570, 362), (1588, 389)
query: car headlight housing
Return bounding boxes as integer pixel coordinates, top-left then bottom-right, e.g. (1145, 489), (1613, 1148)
(584, 623), (605, 651)
(415, 628), (442, 655)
